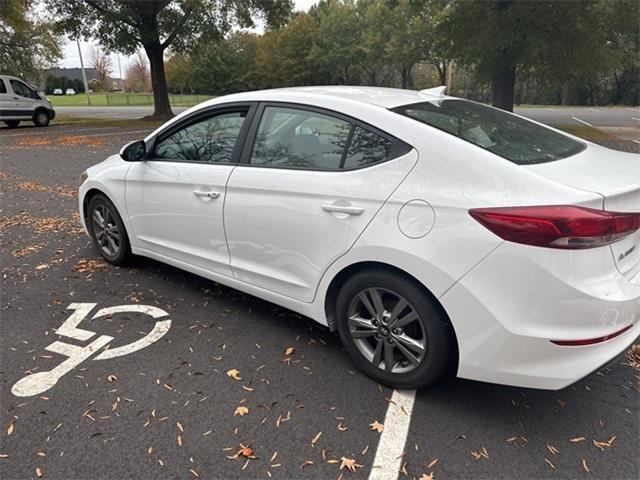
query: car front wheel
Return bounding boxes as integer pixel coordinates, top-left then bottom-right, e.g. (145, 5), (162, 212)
(87, 193), (131, 265)
(336, 268), (455, 389)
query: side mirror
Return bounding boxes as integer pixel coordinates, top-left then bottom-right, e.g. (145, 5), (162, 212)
(120, 140), (147, 162)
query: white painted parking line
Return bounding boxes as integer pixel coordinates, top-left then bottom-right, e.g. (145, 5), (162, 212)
(571, 116), (593, 127)
(632, 116), (640, 121)
(369, 389), (416, 480)
(633, 140), (640, 145)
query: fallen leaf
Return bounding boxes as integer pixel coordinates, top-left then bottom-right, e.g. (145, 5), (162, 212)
(582, 459), (589, 472)
(570, 437), (586, 443)
(400, 462), (408, 475)
(107, 374), (117, 383)
(427, 458), (438, 469)
(544, 458), (555, 470)
(300, 460), (314, 469)
(592, 436), (616, 451)
(235, 406), (249, 416)
(284, 347), (295, 356)
(226, 369), (241, 381)
(419, 474), (434, 480)
(7, 422), (14, 436)
(36, 467), (43, 478)
(339, 457), (362, 472)
(311, 431), (322, 447)
(370, 420), (384, 433)
(190, 469), (199, 477)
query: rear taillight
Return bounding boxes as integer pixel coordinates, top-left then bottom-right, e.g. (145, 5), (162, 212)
(469, 205), (640, 249)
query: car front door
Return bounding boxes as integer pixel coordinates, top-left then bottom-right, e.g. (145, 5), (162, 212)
(224, 104), (417, 302)
(125, 104), (255, 277)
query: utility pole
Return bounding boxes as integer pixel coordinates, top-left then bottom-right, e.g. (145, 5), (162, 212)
(117, 54), (125, 93)
(76, 38), (91, 106)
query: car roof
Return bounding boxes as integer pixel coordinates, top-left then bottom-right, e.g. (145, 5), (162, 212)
(202, 86), (450, 110)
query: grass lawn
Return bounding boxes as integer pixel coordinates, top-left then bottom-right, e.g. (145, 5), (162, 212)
(55, 115), (165, 129)
(50, 93), (214, 107)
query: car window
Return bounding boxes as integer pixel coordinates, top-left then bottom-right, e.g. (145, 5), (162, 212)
(10, 80), (39, 99)
(250, 106), (351, 169)
(153, 110), (247, 163)
(342, 126), (395, 169)
(0, 80), (6, 94)
(393, 100), (585, 165)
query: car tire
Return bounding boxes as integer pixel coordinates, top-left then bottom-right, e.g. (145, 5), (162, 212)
(87, 193), (132, 266)
(33, 109), (50, 127)
(4, 120), (20, 128)
(336, 268), (455, 389)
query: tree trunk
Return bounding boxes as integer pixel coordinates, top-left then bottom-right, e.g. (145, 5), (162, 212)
(143, 40), (173, 119)
(491, 62), (516, 111)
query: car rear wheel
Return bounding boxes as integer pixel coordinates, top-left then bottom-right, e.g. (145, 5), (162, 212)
(4, 120), (20, 128)
(87, 194), (131, 265)
(336, 268), (455, 389)
(33, 109), (50, 127)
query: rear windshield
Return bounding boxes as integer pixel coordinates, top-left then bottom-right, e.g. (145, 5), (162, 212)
(392, 99), (585, 165)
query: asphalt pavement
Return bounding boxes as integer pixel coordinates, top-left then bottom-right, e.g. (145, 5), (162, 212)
(53, 104), (640, 128)
(0, 124), (639, 480)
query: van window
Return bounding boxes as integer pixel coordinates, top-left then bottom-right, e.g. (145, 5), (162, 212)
(0, 80), (6, 94)
(10, 80), (39, 99)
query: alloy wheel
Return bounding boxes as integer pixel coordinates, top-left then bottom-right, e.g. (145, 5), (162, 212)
(91, 204), (121, 257)
(347, 287), (426, 374)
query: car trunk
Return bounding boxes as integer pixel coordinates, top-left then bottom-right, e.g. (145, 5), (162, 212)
(526, 144), (640, 279)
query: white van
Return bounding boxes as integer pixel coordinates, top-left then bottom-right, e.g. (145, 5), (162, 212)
(0, 74), (56, 128)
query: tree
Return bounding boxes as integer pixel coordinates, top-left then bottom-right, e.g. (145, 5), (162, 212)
(0, 0), (61, 81)
(255, 13), (317, 88)
(165, 53), (194, 94)
(89, 45), (113, 91)
(437, 0), (631, 111)
(308, 0), (364, 84)
(125, 52), (151, 93)
(192, 32), (258, 94)
(51, 0), (292, 119)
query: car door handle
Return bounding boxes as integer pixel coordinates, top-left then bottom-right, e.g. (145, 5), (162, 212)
(193, 190), (220, 199)
(321, 204), (365, 215)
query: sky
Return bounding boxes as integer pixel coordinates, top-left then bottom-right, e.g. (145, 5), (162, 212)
(59, 0), (319, 78)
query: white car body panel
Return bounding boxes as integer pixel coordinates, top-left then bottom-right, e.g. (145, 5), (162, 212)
(79, 86), (640, 390)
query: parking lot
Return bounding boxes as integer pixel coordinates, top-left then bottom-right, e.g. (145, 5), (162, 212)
(1, 121), (638, 480)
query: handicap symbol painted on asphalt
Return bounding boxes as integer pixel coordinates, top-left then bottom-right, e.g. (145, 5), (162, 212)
(12, 303), (171, 397)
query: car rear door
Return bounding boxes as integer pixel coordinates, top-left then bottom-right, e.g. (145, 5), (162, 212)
(125, 104), (256, 277)
(224, 103), (417, 302)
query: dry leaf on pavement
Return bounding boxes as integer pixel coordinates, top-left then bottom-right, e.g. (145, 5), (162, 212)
(339, 457), (363, 472)
(235, 406), (249, 416)
(284, 346), (295, 356)
(226, 369), (242, 380)
(419, 474), (434, 480)
(370, 420), (384, 433)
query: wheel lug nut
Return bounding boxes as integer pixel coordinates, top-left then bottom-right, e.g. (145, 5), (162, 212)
(392, 328), (399, 334)
(387, 338), (394, 344)
(376, 333), (381, 339)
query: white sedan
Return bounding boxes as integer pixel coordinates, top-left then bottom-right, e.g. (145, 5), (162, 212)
(79, 86), (640, 390)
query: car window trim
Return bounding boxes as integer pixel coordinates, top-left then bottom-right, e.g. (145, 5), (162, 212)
(146, 102), (258, 165)
(238, 101), (413, 172)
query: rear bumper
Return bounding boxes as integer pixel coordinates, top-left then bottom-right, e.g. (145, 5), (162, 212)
(441, 242), (640, 390)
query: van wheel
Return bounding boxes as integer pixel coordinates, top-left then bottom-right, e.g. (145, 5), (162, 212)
(336, 268), (455, 389)
(33, 109), (50, 127)
(4, 120), (20, 128)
